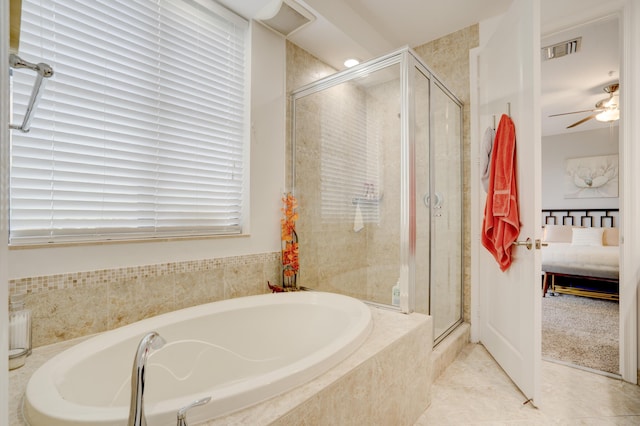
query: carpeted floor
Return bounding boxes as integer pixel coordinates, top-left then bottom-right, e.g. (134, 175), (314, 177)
(542, 294), (619, 374)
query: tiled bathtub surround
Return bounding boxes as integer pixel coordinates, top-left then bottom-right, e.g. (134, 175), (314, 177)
(9, 307), (433, 426)
(9, 252), (281, 348)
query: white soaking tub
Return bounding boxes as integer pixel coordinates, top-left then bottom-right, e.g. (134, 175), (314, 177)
(23, 291), (372, 426)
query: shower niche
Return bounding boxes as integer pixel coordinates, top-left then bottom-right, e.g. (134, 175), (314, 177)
(290, 47), (463, 343)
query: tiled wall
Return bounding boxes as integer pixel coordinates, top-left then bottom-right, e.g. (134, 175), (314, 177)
(285, 42), (337, 188)
(9, 252), (281, 348)
(292, 82), (371, 300)
(270, 312), (433, 426)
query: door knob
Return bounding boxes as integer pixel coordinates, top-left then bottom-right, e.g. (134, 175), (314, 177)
(535, 239), (548, 250)
(512, 238), (532, 250)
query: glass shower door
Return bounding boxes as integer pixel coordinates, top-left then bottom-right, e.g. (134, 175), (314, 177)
(414, 65), (430, 315)
(292, 62), (403, 307)
(430, 81), (463, 342)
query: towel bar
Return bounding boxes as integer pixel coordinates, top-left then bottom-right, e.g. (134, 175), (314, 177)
(9, 53), (53, 133)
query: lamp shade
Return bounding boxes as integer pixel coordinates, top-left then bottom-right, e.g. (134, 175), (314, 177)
(595, 109), (620, 122)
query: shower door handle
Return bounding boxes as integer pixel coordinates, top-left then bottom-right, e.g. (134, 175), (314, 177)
(424, 192), (443, 217)
(424, 192), (443, 208)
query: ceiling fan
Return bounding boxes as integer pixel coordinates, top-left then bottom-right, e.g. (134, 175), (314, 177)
(549, 83), (620, 129)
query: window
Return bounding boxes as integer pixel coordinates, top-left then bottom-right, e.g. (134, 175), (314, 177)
(10, 0), (249, 244)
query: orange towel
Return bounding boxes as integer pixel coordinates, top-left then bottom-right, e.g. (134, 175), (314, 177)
(481, 114), (520, 271)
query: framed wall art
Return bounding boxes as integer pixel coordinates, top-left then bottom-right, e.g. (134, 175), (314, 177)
(563, 154), (618, 199)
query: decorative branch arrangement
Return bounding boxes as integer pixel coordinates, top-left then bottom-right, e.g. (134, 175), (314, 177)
(281, 192), (299, 289)
(270, 192), (299, 292)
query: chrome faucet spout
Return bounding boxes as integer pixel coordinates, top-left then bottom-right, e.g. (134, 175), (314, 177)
(128, 331), (166, 426)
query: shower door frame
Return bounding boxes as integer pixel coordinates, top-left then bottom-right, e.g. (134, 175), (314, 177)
(422, 63), (465, 344)
(290, 48), (464, 337)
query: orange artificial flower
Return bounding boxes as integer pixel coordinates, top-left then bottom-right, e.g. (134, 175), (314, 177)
(282, 241), (299, 276)
(281, 193), (298, 241)
(281, 193), (299, 275)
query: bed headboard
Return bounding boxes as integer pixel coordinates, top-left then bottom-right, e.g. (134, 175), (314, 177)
(542, 209), (619, 228)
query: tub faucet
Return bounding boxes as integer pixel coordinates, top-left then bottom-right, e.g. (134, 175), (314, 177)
(128, 331), (166, 426)
(177, 396), (212, 426)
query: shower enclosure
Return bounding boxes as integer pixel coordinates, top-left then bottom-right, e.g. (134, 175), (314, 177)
(290, 47), (463, 342)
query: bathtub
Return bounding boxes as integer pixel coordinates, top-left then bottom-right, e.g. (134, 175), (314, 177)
(23, 291), (372, 426)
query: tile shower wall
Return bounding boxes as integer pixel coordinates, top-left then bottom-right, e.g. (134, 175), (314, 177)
(289, 47), (402, 305)
(293, 83), (372, 300)
(285, 42), (337, 188)
(9, 252), (281, 348)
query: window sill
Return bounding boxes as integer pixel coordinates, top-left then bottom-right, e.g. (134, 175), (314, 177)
(8, 233), (251, 250)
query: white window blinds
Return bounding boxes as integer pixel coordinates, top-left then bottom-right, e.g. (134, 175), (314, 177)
(10, 0), (249, 244)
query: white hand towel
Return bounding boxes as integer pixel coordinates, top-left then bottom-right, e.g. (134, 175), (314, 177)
(353, 203), (364, 232)
(481, 126), (496, 192)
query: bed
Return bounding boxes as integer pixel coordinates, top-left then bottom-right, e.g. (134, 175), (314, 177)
(541, 209), (620, 301)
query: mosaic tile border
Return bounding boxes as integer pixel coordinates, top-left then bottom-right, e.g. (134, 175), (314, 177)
(9, 252), (281, 299)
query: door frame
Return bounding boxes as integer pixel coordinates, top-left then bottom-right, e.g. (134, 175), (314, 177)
(1, 0), (11, 423)
(471, 0), (639, 385)
(619, 0), (640, 384)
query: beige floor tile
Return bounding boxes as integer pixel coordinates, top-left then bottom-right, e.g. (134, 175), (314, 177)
(417, 343), (640, 425)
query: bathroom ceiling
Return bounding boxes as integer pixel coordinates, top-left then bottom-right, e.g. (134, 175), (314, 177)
(289, 0), (512, 71)
(224, 0), (622, 137)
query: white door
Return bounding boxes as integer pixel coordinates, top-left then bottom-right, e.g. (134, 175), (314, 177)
(475, 0), (542, 404)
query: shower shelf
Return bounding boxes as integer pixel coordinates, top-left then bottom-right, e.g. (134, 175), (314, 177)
(352, 196), (382, 205)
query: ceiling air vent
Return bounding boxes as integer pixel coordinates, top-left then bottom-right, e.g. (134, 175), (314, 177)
(542, 37), (582, 61)
(259, 0), (315, 37)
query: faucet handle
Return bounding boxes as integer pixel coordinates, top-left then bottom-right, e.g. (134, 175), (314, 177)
(177, 397), (212, 426)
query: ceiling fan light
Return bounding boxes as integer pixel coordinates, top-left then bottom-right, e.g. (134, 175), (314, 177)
(595, 109), (620, 122)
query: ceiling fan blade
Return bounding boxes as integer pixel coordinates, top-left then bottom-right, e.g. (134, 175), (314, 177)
(549, 108), (599, 117)
(567, 113), (598, 129)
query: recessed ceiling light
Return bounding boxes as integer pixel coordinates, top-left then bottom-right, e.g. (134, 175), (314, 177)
(344, 58), (360, 68)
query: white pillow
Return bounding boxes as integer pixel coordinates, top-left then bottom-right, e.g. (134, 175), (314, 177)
(571, 227), (604, 246)
(543, 225), (573, 243)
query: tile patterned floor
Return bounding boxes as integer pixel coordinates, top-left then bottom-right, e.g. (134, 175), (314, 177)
(416, 343), (640, 425)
